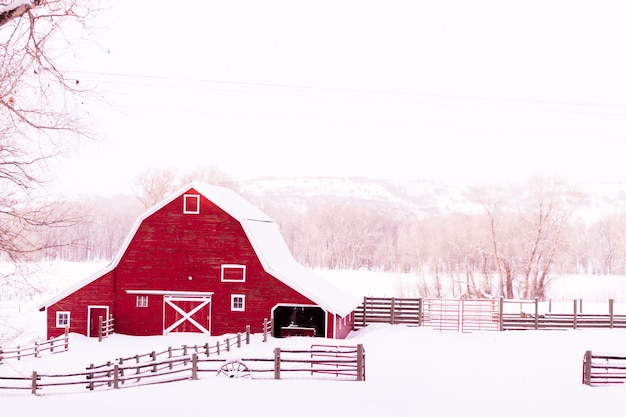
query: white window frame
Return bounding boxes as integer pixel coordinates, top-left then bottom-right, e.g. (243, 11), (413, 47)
(231, 294), (246, 312)
(136, 295), (149, 308)
(221, 264), (246, 282)
(183, 194), (200, 214)
(56, 311), (70, 328)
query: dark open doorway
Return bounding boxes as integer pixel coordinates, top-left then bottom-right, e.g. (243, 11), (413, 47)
(273, 306), (326, 338)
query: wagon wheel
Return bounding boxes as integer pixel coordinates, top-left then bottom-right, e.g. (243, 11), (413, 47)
(217, 360), (251, 379)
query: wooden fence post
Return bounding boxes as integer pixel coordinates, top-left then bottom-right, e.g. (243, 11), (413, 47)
(583, 350), (592, 385)
(356, 344), (365, 381)
(246, 325), (250, 344)
(263, 319), (268, 342)
(548, 299), (552, 313)
(609, 299), (614, 328)
(204, 342), (210, 357)
(418, 298), (423, 327)
(151, 351), (157, 372)
(534, 298), (539, 330)
(237, 333), (241, 348)
(87, 363), (94, 390)
(118, 358), (125, 384)
(580, 299), (583, 314)
(226, 338), (230, 352)
(274, 348), (281, 380)
(98, 316), (103, 342)
(64, 327), (69, 350)
(573, 300), (578, 330)
(216, 341), (220, 355)
(362, 296), (367, 327)
(113, 364), (119, 389)
(106, 361), (112, 387)
(499, 297), (504, 332)
(31, 371), (38, 395)
(191, 353), (198, 380)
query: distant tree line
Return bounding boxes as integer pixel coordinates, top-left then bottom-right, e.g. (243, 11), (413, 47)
(19, 174), (626, 301)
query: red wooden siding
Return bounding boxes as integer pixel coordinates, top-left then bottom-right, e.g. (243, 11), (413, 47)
(45, 186), (351, 339)
(46, 270), (114, 339)
(111, 190), (317, 336)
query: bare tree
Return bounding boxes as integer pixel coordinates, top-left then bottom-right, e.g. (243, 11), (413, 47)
(520, 178), (583, 300)
(133, 168), (179, 209)
(134, 166), (238, 209)
(0, 0), (100, 342)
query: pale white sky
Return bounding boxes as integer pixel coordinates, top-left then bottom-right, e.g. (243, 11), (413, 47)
(52, 0), (626, 197)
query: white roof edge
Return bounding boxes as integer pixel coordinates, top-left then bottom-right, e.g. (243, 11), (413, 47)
(40, 182), (360, 317)
(39, 184), (196, 310)
(241, 218), (361, 317)
(38, 262), (116, 310)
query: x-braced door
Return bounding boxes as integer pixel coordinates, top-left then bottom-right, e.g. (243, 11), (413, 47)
(163, 295), (211, 335)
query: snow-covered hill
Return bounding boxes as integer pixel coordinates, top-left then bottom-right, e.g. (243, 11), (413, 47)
(236, 176), (626, 222)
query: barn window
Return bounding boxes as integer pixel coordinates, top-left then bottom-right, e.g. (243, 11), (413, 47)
(136, 295), (149, 307)
(231, 294), (246, 311)
(221, 264), (246, 282)
(56, 311), (70, 328)
(183, 194), (200, 214)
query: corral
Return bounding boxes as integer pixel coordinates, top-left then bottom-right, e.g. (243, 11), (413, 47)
(354, 297), (626, 332)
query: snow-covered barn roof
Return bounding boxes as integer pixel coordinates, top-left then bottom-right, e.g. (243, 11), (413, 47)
(40, 182), (359, 317)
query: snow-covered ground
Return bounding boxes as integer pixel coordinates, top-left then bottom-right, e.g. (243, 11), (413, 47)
(2, 262), (626, 416)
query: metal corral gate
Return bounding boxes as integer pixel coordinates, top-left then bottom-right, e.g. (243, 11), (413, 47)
(422, 298), (459, 331)
(411, 298), (500, 332)
(459, 299), (500, 332)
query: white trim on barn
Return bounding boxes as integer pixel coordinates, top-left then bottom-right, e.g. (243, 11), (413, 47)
(39, 182), (359, 319)
(126, 290), (214, 297)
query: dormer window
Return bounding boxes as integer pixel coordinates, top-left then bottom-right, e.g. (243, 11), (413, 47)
(183, 194), (200, 214)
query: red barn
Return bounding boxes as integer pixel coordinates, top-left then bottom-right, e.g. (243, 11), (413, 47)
(40, 183), (359, 339)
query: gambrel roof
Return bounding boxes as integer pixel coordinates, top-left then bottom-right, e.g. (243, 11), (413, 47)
(41, 182), (359, 317)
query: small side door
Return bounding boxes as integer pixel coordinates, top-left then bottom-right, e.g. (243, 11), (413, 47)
(88, 306), (109, 338)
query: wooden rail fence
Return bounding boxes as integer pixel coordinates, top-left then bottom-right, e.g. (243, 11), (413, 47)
(0, 326), (364, 395)
(582, 350), (626, 385)
(354, 297), (422, 328)
(98, 315), (115, 342)
(354, 297), (626, 332)
(0, 328), (69, 363)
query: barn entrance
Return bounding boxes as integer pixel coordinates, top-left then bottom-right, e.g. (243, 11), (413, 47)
(273, 305), (326, 338)
(163, 294), (212, 335)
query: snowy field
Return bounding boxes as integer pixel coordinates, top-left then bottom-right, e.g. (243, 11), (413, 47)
(2, 262), (626, 416)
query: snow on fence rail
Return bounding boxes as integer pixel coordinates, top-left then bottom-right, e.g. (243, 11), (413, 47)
(582, 350), (626, 386)
(354, 297), (626, 332)
(0, 330), (365, 395)
(0, 328), (69, 363)
(500, 298), (626, 330)
(310, 344), (365, 380)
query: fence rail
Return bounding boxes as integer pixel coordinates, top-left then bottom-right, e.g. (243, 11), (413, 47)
(354, 297), (422, 328)
(0, 328), (69, 363)
(98, 315), (114, 342)
(582, 350), (626, 386)
(354, 297), (626, 332)
(0, 340), (365, 394)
